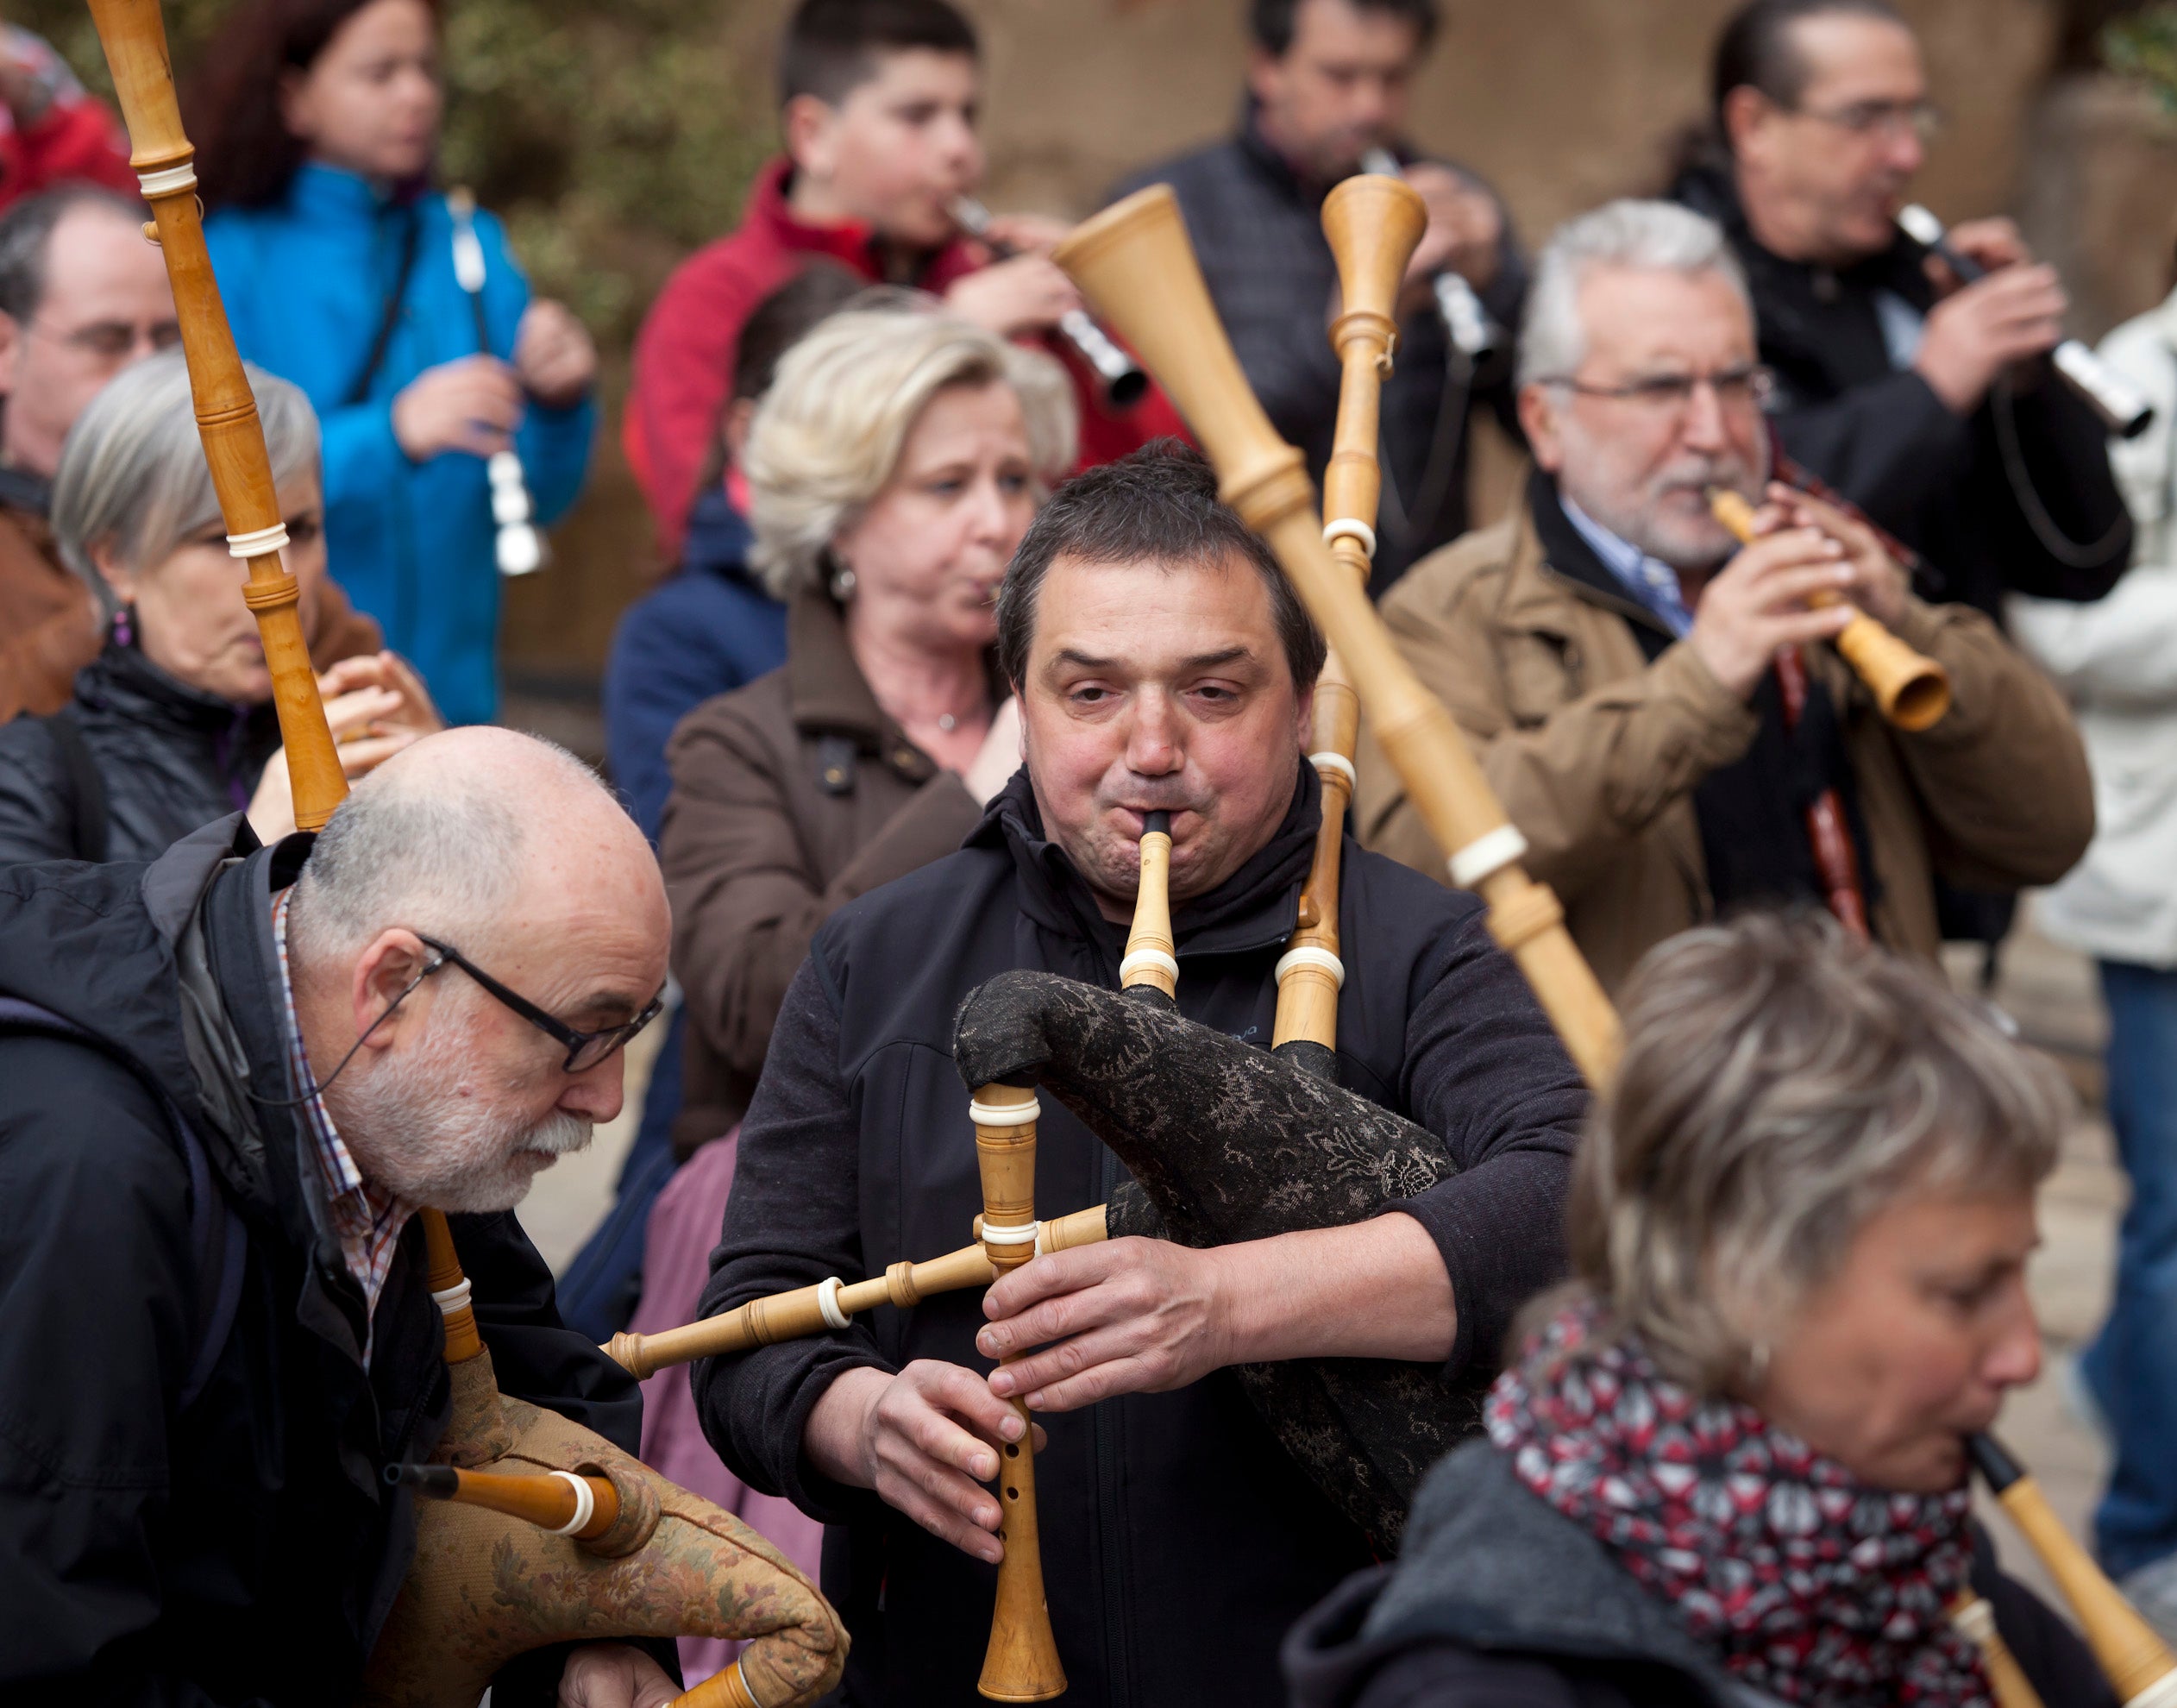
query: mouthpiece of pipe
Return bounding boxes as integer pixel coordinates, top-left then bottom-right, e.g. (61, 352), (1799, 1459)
(1968, 1431), (2024, 1492)
(1143, 810), (1170, 837)
(386, 1462), (461, 1497)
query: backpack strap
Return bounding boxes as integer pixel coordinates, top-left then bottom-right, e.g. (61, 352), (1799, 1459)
(42, 707), (109, 863)
(0, 995), (245, 1406)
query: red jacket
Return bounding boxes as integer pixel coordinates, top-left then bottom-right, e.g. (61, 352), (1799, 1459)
(0, 31), (135, 212)
(624, 157), (1189, 555)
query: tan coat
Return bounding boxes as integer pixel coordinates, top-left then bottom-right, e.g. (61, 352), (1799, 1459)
(661, 588), (987, 1153)
(1354, 505), (2095, 993)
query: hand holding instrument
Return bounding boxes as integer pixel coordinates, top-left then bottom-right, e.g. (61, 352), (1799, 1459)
(950, 193), (1148, 410)
(1707, 485), (1950, 732)
(1898, 204), (2153, 439)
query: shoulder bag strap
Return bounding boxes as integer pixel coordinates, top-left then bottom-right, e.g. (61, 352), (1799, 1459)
(342, 202), (424, 410)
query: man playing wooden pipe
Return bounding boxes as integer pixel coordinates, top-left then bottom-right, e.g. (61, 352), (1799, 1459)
(694, 442), (1586, 1706)
(0, 727), (683, 1706)
(1354, 199), (2092, 994)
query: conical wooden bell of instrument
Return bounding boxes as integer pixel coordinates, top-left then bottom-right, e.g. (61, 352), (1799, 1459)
(1321, 172), (1427, 354)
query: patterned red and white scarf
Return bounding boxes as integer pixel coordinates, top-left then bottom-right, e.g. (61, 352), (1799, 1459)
(1485, 1302), (1991, 1707)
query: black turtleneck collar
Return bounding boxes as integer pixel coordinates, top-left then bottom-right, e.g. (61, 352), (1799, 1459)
(967, 759), (1321, 960)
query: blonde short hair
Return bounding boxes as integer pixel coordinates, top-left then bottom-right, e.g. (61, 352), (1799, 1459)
(743, 297), (1076, 601)
(1560, 913), (2067, 1393)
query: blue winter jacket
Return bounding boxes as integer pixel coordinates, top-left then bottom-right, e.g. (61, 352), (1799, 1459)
(603, 487), (787, 845)
(204, 164), (596, 725)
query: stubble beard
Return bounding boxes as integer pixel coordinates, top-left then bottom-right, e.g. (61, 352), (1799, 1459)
(326, 1006), (593, 1214)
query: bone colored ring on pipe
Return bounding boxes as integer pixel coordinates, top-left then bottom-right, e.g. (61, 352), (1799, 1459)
(982, 1221), (1040, 1246)
(1322, 518), (1377, 559)
(227, 523), (292, 559)
(1309, 750), (1358, 791)
(1448, 823), (1530, 890)
(136, 163), (199, 196)
(1118, 949), (1180, 986)
(545, 1470), (595, 1536)
(430, 1278), (473, 1316)
(1276, 945), (1347, 988)
(816, 1275), (850, 1330)
(968, 1092), (1043, 1127)
(2130, 1673), (2177, 1708)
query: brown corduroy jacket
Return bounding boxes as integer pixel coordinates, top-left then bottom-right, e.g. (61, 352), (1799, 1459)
(0, 495), (383, 723)
(1353, 505), (2095, 994)
(660, 588), (988, 1154)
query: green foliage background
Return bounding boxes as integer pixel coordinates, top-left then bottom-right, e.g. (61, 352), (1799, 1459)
(2108, 5), (2177, 113)
(19, 0), (775, 346)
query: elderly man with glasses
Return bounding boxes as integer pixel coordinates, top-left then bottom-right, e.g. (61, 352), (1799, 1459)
(1354, 198), (2092, 993)
(0, 725), (684, 1705)
(1670, 0), (2130, 626)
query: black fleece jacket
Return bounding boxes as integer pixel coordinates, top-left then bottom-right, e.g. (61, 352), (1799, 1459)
(693, 767), (1586, 1708)
(0, 819), (648, 1705)
(1672, 162), (2130, 620)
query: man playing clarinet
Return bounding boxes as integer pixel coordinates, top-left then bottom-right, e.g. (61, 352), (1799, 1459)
(1114, 0), (1524, 591)
(1355, 200), (2092, 994)
(694, 443), (1585, 1705)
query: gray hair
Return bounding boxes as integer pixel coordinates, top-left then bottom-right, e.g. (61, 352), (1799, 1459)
(52, 348), (320, 617)
(0, 185), (144, 323)
(285, 732), (606, 966)
(743, 297), (1076, 601)
(1561, 913), (2067, 1394)
(1516, 199), (1752, 390)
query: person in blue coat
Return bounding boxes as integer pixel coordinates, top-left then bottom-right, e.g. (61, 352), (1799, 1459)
(562, 263), (861, 1342)
(188, 0), (597, 727)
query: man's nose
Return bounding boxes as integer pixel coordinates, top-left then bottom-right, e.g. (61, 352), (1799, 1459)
(561, 1052), (627, 1124)
(1123, 691), (1183, 775)
(938, 114), (981, 176)
(1678, 382), (1730, 453)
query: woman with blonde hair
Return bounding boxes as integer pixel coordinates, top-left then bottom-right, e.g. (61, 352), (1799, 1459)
(618, 300), (1072, 1671)
(1289, 914), (2115, 1708)
(661, 294), (1073, 1155)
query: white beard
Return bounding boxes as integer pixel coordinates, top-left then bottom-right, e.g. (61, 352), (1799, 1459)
(326, 1002), (594, 1213)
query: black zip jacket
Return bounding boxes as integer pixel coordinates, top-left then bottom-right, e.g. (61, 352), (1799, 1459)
(0, 641), (281, 865)
(1114, 114), (1528, 591)
(0, 819), (649, 1705)
(1285, 1441), (2117, 1708)
(693, 768), (1587, 1707)
(1673, 163), (2130, 619)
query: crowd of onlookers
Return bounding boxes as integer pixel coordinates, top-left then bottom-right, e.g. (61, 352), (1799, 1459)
(5, 0), (2177, 1669)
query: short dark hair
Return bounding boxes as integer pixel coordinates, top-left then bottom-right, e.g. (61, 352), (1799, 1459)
(1711, 0), (1906, 132)
(997, 441), (1327, 692)
(734, 263), (869, 403)
(779, 0), (980, 110)
(0, 187), (146, 324)
(1249, 0), (1440, 59)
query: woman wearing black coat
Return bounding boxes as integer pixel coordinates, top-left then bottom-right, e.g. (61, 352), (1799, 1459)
(1288, 915), (2117, 1708)
(0, 349), (437, 864)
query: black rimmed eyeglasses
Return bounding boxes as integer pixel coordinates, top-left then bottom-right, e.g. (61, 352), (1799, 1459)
(411, 934), (665, 1073)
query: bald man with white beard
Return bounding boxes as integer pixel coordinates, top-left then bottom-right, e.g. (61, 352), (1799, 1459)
(0, 727), (686, 1707)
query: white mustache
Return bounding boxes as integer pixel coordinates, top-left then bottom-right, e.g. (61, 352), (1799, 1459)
(518, 1112), (593, 1158)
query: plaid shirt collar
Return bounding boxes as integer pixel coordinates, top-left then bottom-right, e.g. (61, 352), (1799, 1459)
(272, 889), (415, 1361)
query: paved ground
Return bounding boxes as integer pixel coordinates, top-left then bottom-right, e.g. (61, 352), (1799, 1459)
(518, 914), (2128, 1621)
